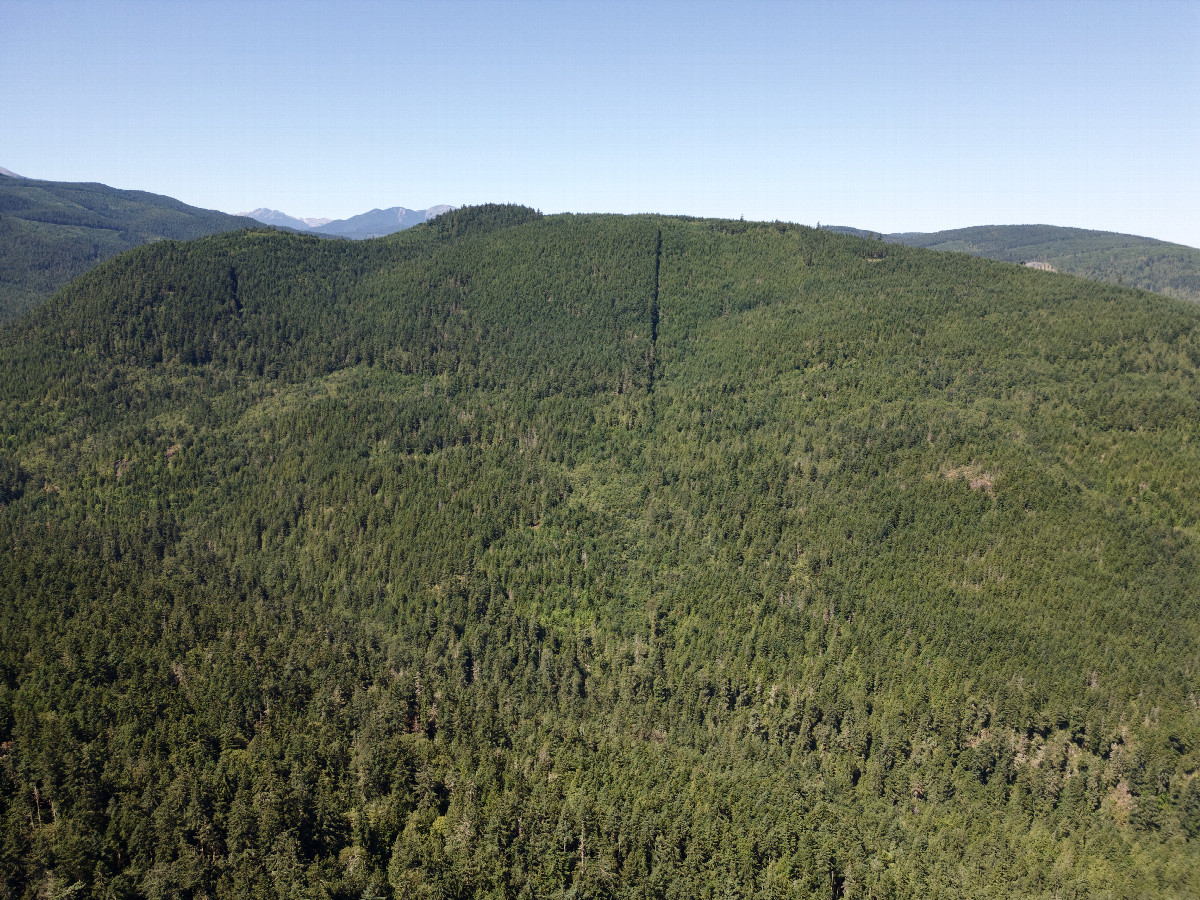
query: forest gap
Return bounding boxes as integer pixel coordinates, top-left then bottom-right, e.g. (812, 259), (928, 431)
(649, 227), (661, 392)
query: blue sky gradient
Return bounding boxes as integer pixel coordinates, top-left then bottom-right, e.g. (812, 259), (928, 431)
(2, 0), (1197, 245)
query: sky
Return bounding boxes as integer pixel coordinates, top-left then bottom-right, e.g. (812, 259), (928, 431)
(2, 0), (1198, 245)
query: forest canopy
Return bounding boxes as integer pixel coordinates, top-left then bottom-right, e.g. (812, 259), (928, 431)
(885, 224), (1200, 304)
(0, 174), (260, 321)
(1, 206), (1199, 898)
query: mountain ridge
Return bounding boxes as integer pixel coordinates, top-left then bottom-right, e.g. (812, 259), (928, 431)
(2, 206), (1198, 896)
(242, 203), (456, 238)
(239, 207), (335, 229)
(825, 223), (1200, 303)
(0, 175), (264, 320)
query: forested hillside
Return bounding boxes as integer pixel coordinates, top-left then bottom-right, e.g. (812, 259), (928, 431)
(2, 206), (1199, 898)
(0, 174), (260, 320)
(887, 225), (1200, 304)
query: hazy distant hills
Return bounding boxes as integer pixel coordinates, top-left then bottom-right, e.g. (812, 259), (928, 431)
(239, 208), (332, 230)
(242, 204), (455, 239)
(828, 224), (1200, 303)
(312, 205), (455, 238)
(0, 173), (261, 320)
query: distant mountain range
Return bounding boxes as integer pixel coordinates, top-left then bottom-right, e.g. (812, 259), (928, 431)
(239, 208), (332, 230)
(0, 172), (261, 320)
(241, 205), (455, 239)
(825, 224), (1200, 304)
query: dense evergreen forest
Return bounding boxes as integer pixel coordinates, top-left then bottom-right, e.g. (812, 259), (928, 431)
(0, 174), (260, 320)
(1, 205), (1199, 898)
(851, 224), (1200, 305)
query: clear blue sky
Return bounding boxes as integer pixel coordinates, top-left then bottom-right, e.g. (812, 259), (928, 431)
(3, 0), (1197, 245)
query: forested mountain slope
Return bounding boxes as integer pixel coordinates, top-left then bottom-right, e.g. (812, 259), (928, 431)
(887, 224), (1200, 304)
(2, 206), (1200, 898)
(0, 174), (261, 320)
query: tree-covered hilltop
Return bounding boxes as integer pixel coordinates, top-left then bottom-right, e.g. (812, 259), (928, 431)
(883, 224), (1200, 304)
(0, 174), (263, 321)
(2, 206), (1200, 898)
